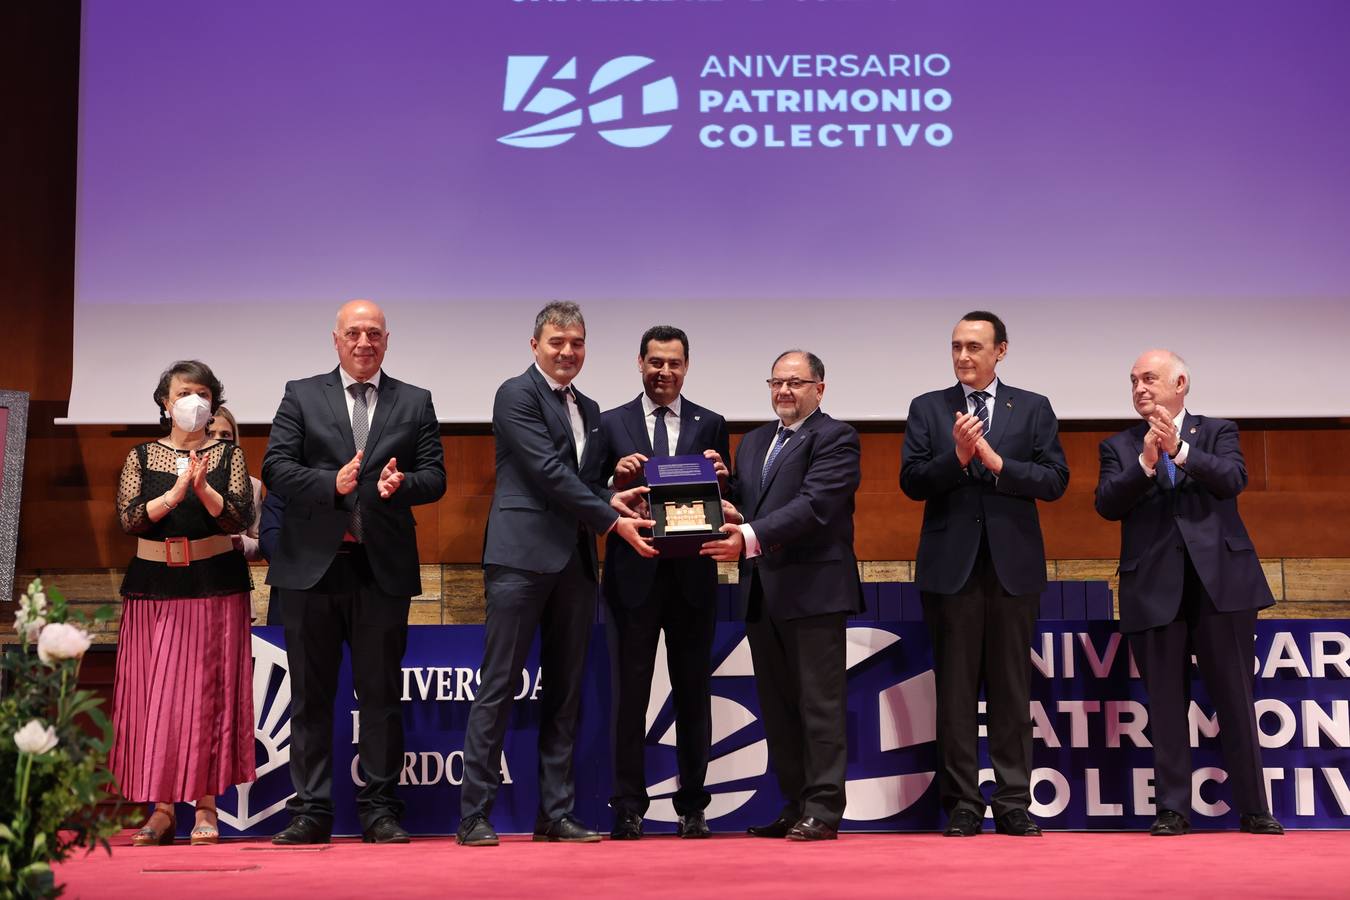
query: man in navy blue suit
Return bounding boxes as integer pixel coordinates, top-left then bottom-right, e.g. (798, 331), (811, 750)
(600, 325), (731, 841)
(457, 302), (655, 847)
(1095, 349), (1281, 837)
(703, 349), (863, 842)
(900, 311), (1068, 838)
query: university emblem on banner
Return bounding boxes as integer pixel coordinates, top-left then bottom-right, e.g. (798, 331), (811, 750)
(216, 633), (296, 831)
(641, 626), (937, 823)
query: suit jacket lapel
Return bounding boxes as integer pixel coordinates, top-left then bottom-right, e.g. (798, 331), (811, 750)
(987, 385), (1014, 453)
(528, 367), (578, 464)
(324, 369), (358, 460)
(363, 374), (397, 473)
(674, 399), (701, 456)
(622, 396), (654, 456)
(755, 414), (815, 508)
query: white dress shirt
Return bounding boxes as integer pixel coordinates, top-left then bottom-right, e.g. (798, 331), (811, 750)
(961, 378), (998, 432)
(338, 367), (382, 425)
(535, 364), (586, 464)
(642, 393), (683, 454)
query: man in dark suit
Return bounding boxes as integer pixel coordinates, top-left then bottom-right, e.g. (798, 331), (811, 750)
(900, 311), (1068, 838)
(458, 301), (655, 847)
(1095, 348), (1281, 836)
(601, 325), (730, 840)
(702, 349), (863, 842)
(263, 299), (446, 844)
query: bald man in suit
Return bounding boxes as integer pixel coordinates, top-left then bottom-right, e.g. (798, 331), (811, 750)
(1095, 348), (1281, 836)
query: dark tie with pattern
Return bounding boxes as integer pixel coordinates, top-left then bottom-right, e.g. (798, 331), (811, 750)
(1161, 450), (1177, 486)
(653, 406), (671, 457)
(760, 426), (789, 488)
(969, 390), (990, 431)
(968, 390), (991, 482)
(349, 382), (372, 540)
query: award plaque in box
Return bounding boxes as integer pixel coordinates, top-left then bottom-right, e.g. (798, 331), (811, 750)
(643, 454), (726, 558)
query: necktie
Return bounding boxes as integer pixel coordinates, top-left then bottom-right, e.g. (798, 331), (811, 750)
(349, 382), (372, 540)
(760, 426), (789, 488)
(967, 390), (992, 482)
(652, 406), (671, 457)
(969, 390), (990, 431)
(554, 386), (573, 404)
(1161, 450), (1177, 486)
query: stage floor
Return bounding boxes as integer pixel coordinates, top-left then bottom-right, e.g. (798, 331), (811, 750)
(53, 829), (1348, 899)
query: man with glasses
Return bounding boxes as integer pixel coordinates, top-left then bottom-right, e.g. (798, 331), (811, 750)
(702, 350), (863, 842)
(900, 311), (1068, 838)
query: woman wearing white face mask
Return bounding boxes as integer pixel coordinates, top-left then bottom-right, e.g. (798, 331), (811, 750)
(111, 360), (256, 846)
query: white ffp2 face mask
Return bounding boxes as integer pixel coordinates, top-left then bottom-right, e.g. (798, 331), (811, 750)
(171, 394), (212, 432)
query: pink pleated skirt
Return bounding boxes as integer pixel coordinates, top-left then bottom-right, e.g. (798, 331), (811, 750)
(109, 593), (257, 802)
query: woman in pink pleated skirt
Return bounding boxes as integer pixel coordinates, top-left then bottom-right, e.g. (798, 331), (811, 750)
(110, 360), (257, 846)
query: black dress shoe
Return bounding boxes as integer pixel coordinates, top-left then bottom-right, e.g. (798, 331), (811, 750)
(610, 811), (643, 840)
(1150, 809), (1190, 836)
(787, 816), (838, 841)
(456, 816), (499, 847)
(746, 814), (796, 838)
(994, 809), (1043, 837)
(362, 816), (411, 844)
(1240, 813), (1284, 835)
(677, 811), (711, 839)
(271, 815), (332, 845)
(534, 815), (601, 843)
(943, 809), (983, 837)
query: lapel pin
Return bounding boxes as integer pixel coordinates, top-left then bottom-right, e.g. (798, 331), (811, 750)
(1006, 400), (1013, 408)
(1189, 426), (1197, 434)
(694, 415), (701, 421)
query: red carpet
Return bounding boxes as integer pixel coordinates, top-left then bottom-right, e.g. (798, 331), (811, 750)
(54, 830), (1347, 899)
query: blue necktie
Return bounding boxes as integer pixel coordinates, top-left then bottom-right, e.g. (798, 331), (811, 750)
(1161, 450), (1177, 486)
(760, 426), (789, 488)
(653, 406), (670, 457)
(968, 390), (991, 481)
(969, 390), (990, 431)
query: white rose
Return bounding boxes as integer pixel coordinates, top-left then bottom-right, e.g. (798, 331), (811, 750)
(13, 719), (59, 755)
(37, 622), (93, 665)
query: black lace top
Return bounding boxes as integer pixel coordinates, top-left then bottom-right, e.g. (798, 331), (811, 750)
(117, 440), (255, 601)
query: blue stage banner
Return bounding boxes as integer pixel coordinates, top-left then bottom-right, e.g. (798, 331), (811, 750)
(216, 621), (1350, 836)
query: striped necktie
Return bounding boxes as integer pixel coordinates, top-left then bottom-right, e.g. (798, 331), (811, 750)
(348, 382), (372, 540)
(760, 426), (789, 488)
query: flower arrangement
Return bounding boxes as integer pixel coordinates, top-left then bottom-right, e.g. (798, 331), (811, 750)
(2, 579), (124, 898)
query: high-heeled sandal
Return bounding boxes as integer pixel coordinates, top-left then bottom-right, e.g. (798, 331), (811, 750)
(190, 806), (219, 846)
(132, 805), (176, 847)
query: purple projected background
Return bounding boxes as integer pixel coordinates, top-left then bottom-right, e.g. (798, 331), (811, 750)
(71, 0), (1350, 422)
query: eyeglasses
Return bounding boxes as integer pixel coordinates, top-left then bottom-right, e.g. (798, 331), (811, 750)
(766, 379), (820, 391)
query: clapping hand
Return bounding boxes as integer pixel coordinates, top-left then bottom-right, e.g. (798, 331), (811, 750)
(336, 450), (363, 495)
(952, 412), (984, 466)
(378, 457), (404, 498)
